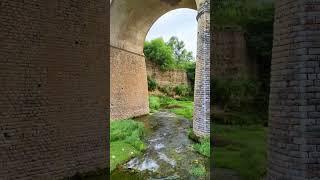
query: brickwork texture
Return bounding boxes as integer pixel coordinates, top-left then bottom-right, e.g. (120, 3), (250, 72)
(193, 0), (211, 137)
(146, 59), (190, 87)
(268, 0), (320, 179)
(0, 1), (108, 179)
(110, 46), (149, 120)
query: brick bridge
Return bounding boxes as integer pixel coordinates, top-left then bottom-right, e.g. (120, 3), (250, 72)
(0, 0), (319, 179)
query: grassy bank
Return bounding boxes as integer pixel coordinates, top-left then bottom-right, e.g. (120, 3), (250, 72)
(149, 95), (194, 120)
(213, 124), (267, 179)
(110, 119), (146, 172)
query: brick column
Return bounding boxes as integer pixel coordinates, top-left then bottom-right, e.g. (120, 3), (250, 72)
(193, 0), (210, 137)
(268, 0), (320, 179)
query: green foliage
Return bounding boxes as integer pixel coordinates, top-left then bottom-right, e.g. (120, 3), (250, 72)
(190, 164), (206, 177)
(147, 75), (157, 91)
(110, 119), (146, 172)
(144, 38), (175, 70)
(213, 0), (274, 29)
(110, 119), (145, 150)
(185, 62), (196, 91)
(213, 77), (261, 111)
(213, 77), (268, 125)
(157, 84), (192, 98)
(158, 85), (175, 97)
(213, 124), (267, 179)
(174, 84), (191, 97)
(110, 142), (139, 172)
(213, 0), (274, 94)
(149, 96), (160, 112)
(144, 37), (196, 89)
(149, 95), (194, 120)
(166, 36), (194, 63)
(144, 37), (195, 71)
(213, 111), (266, 126)
(193, 137), (210, 157)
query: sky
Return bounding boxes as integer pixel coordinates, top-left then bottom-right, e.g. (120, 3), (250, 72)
(146, 8), (198, 58)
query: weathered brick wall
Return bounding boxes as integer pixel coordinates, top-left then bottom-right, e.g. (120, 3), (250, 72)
(110, 47), (149, 120)
(268, 0), (320, 178)
(146, 59), (190, 87)
(212, 30), (254, 78)
(0, 1), (108, 179)
(193, 0), (210, 137)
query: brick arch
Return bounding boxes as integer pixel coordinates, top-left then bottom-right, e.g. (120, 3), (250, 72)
(110, 0), (210, 138)
(110, 0), (197, 120)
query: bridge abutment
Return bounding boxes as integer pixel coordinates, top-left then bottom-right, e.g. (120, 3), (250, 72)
(193, 0), (210, 137)
(110, 46), (149, 120)
(268, 0), (320, 178)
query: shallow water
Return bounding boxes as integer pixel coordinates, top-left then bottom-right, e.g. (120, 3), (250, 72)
(111, 111), (209, 180)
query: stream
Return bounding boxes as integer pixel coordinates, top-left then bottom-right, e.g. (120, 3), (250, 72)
(111, 110), (210, 179)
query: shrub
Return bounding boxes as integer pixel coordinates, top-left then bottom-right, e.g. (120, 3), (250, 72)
(144, 38), (175, 70)
(213, 77), (262, 111)
(158, 85), (175, 97)
(149, 96), (160, 112)
(147, 75), (157, 91)
(174, 84), (191, 97)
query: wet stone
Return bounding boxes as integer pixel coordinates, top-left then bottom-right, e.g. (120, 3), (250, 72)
(112, 111), (209, 179)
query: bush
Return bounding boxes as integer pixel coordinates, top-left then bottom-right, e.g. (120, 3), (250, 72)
(149, 96), (160, 112)
(147, 75), (157, 91)
(213, 77), (262, 111)
(144, 38), (175, 70)
(158, 85), (175, 97)
(174, 84), (191, 97)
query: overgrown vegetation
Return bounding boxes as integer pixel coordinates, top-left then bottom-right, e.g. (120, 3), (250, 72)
(144, 38), (175, 71)
(149, 95), (193, 120)
(147, 75), (158, 91)
(149, 96), (160, 112)
(190, 164), (206, 177)
(174, 84), (191, 97)
(110, 120), (146, 172)
(212, 77), (268, 125)
(213, 124), (267, 179)
(144, 37), (196, 87)
(193, 137), (210, 157)
(212, 0), (274, 126)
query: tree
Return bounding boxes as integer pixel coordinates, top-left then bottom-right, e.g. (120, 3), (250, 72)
(166, 36), (194, 63)
(144, 38), (175, 70)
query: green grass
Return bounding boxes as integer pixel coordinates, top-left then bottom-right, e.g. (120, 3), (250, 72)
(110, 142), (140, 172)
(190, 164), (206, 177)
(193, 137), (210, 157)
(110, 119), (146, 172)
(149, 96), (160, 112)
(213, 124), (267, 180)
(149, 95), (194, 120)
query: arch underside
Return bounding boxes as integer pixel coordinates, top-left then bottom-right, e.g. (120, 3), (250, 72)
(110, 0), (197, 119)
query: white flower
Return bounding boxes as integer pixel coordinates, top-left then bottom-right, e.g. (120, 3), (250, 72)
(112, 155), (115, 159)
(130, 151), (134, 155)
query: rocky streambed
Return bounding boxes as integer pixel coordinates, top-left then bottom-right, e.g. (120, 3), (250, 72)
(111, 111), (209, 180)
